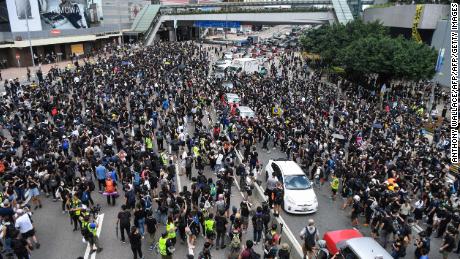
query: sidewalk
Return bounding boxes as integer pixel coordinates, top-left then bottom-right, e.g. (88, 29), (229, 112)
(1, 60), (75, 82)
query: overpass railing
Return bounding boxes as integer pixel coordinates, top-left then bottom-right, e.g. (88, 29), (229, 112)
(160, 0), (333, 8)
(160, 6), (333, 15)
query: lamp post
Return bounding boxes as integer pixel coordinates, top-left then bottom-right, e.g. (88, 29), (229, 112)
(25, 10), (36, 71)
(118, 0), (123, 45)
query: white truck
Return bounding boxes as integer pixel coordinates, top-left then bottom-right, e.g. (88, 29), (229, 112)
(231, 58), (259, 74)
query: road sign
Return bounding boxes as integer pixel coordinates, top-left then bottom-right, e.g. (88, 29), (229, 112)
(15, 54), (20, 60)
(50, 29), (61, 35)
(194, 21), (241, 28)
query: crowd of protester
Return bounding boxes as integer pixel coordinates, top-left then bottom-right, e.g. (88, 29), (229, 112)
(0, 36), (454, 259)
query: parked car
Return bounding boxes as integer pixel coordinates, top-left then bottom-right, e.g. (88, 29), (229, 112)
(323, 229), (392, 259)
(265, 160), (318, 214)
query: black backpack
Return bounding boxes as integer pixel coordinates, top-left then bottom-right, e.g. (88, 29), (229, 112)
(186, 157), (193, 168)
(255, 216), (264, 231)
(304, 227), (317, 247)
(88, 181), (95, 192)
(81, 226), (92, 239)
(250, 249), (261, 259)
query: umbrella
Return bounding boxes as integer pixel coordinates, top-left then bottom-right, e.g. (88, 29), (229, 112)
(332, 133), (345, 140)
(373, 123), (383, 129)
(178, 64), (186, 70)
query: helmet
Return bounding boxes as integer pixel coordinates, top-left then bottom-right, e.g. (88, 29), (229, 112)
(353, 195), (361, 202)
(89, 223), (97, 229)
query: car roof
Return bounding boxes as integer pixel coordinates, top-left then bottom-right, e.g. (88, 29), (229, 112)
(272, 160), (304, 176)
(237, 106), (254, 113)
(323, 229), (363, 254)
(340, 237), (393, 259)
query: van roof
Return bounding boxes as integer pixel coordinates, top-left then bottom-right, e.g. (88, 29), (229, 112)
(237, 106), (254, 113)
(225, 93), (239, 99)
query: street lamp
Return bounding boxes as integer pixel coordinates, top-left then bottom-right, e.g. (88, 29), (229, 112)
(25, 8), (36, 71)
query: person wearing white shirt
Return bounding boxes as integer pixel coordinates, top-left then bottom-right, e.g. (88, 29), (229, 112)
(15, 209), (40, 249)
(215, 153), (224, 173)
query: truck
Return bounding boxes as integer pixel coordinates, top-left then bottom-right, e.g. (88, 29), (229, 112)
(230, 58), (260, 74)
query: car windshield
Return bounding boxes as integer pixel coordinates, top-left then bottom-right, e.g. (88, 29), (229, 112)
(284, 175), (311, 190)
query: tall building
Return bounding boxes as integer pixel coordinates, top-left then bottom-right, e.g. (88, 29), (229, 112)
(0, 0), (150, 67)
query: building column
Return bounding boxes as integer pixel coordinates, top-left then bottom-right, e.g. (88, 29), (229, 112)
(169, 28), (176, 42)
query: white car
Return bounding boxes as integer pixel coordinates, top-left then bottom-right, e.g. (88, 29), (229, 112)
(265, 160), (318, 214)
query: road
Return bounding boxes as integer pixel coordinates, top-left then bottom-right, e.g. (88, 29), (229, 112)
(5, 25), (448, 259)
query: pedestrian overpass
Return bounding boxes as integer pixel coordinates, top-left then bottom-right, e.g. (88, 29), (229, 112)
(127, 0), (374, 45)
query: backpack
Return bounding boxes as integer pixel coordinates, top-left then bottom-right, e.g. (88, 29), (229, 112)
(127, 190), (136, 204)
(316, 248), (329, 259)
(81, 226), (91, 239)
(255, 216), (264, 231)
(62, 140), (69, 150)
(5, 223), (18, 238)
(230, 233), (241, 249)
(201, 208), (209, 219)
(250, 249), (261, 259)
(423, 238), (431, 253)
(133, 172), (141, 186)
(304, 227), (317, 247)
(144, 196), (152, 211)
(0, 161), (5, 173)
(186, 157), (193, 168)
(210, 184), (217, 197)
(81, 192), (89, 202)
(216, 200), (226, 213)
(88, 181), (95, 192)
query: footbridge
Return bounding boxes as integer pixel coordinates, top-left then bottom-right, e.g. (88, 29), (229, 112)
(126, 0), (374, 45)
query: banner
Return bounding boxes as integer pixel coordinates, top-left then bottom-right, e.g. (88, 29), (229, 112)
(38, 0), (103, 30)
(6, 0), (42, 31)
(6, 0), (103, 31)
(435, 48), (445, 73)
(194, 20), (240, 28)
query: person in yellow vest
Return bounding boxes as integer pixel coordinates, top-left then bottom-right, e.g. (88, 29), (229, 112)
(204, 213), (216, 246)
(80, 214), (90, 230)
(87, 222), (103, 254)
(158, 232), (174, 259)
(145, 135), (153, 153)
(166, 216), (177, 245)
(330, 173), (339, 201)
(160, 152), (168, 166)
(192, 145), (200, 158)
(68, 194), (82, 231)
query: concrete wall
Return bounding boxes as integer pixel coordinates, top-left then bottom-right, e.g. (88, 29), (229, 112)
(363, 4), (449, 29)
(431, 20), (452, 87)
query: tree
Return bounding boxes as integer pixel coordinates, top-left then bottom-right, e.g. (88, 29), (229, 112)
(300, 20), (388, 66)
(300, 19), (438, 87)
(339, 35), (437, 86)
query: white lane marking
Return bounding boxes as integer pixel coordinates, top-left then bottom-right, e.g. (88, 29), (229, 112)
(84, 213), (105, 259)
(232, 149), (304, 258)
